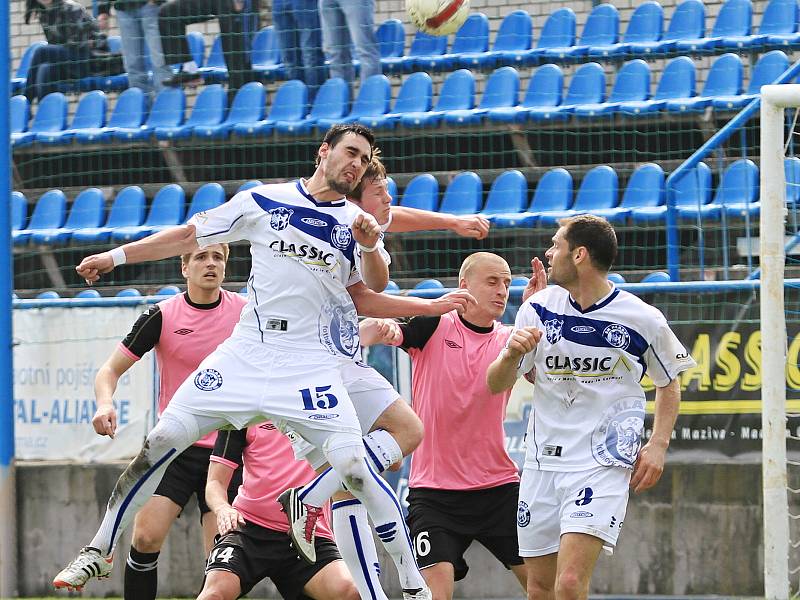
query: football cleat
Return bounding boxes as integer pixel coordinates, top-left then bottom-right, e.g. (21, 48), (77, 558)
(53, 546), (113, 591)
(278, 487), (323, 564)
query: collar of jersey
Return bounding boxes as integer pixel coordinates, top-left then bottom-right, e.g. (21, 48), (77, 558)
(567, 283), (619, 314)
(295, 180), (346, 208)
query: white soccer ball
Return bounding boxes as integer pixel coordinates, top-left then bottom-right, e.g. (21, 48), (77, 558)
(405, 0), (470, 37)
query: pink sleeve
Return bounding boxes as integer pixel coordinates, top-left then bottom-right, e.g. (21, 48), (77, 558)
(210, 455), (239, 470)
(117, 342), (141, 361)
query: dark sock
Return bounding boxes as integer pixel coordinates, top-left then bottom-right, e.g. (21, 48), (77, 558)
(124, 546), (159, 600)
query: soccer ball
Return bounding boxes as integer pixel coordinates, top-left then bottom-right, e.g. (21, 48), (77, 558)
(405, 0), (470, 37)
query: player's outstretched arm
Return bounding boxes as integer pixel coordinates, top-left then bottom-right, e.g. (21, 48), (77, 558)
(359, 318), (402, 346)
(348, 282), (476, 318)
(630, 377), (680, 493)
(206, 461), (245, 536)
(388, 206), (490, 240)
(486, 327), (542, 393)
(76, 224), (200, 284)
(92, 349), (137, 439)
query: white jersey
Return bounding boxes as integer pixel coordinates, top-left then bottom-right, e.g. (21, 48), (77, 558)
(189, 180), (365, 360)
(513, 284), (696, 472)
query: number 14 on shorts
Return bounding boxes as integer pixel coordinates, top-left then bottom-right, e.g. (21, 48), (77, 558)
(300, 386), (339, 411)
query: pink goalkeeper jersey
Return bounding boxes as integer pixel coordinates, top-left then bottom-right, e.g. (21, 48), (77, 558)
(118, 289), (246, 448)
(211, 423), (333, 538)
(402, 311), (520, 491)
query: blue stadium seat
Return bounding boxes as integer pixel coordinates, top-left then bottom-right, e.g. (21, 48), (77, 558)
(156, 285), (181, 296)
(112, 183), (185, 242)
(445, 66), (519, 125)
(538, 165), (618, 226)
(113, 87), (185, 142)
(438, 172), (483, 215)
(75, 289), (101, 299)
(632, 162), (711, 223)
(713, 50), (789, 110)
(237, 180), (264, 192)
(276, 77), (349, 135)
(13, 189), (67, 246)
(14, 92), (67, 148)
(593, 163), (665, 223)
(543, 3), (619, 60)
(786, 156), (800, 205)
(414, 279), (444, 290)
(493, 168), (573, 228)
(592, 1), (664, 57)
(11, 95), (33, 147)
(675, 0), (751, 53)
(12, 191), (28, 232)
(31, 187), (106, 245)
(473, 10), (533, 67)
(384, 280), (400, 293)
(529, 62), (604, 121)
(487, 64), (562, 123)
(82, 35), (128, 92)
(234, 79), (308, 136)
(607, 273), (626, 283)
(181, 31), (206, 71)
(641, 271), (671, 283)
(511, 276), (529, 287)
(185, 183), (225, 221)
(711, 159), (760, 219)
(315, 75), (389, 130)
(633, 0), (705, 55)
(12, 42), (46, 94)
(72, 186), (146, 244)
(482, 170), (528, 217)
(251, 27), (286, 81)
(418, 13), (489, 72)
(764, 0), (800, 47)
(358, 72), (432, 130)
(36, 291), (60, 299)
(74, 87), (146, 144)
(523, 8), (576, 65)
(387, 31), (447, 74)
(387, 177), (398, 205)
(37, 90), (107, 145)
(618, 56), (695, 115)
(574, 59), (650, 117)
(194, 81), (265, 139)
(116, 288), (142, 297)
(156, 84), (226, 140)
(399, 174), (439, 211)
(666, 53), (742, 113)
(400, 69), (474, 128)
(200, 36), (228, 82)
(377, 19), (405, 64)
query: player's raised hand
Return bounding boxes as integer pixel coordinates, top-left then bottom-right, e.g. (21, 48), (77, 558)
(352, 213), (382, 250)
(76, 252), (115, 284)
(505, 327), (542, 360)
(216, 504), (246, 535)
(522, 257), (548, 302)
(451, 215), (490, 240)
(630, 439), (667, 493)
(359, 318), (402, 346)
(425, 289), (477, 316)
(92, 404), (117, 439)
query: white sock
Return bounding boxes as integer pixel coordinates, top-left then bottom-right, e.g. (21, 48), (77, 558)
(332, 499), (389, 600)
(182, 60), (198, 73)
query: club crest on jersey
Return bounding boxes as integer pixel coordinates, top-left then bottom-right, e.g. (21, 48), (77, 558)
(268, 207), (293, 231)
(319, 299), (359, 358)
(602, 324), (631, 349)
(330, 224), (352, 250)
(194, 368), (223, 391)
(517, 501), (531, 527)
(544, 318), (564, 344)
(592, 399), (645, 467)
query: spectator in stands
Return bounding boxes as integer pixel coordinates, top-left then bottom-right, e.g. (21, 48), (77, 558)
(158, 0), (256, 94)
(96, 0), (173, 98)
(319, 0), (381, 87)
(272, 0), (327, 103)
(23, 0), (122, 102)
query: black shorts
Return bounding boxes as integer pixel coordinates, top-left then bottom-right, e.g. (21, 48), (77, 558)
(154, 444), (242, 517)
(205, 521), (342, 599)
(406, 482), (523, 581)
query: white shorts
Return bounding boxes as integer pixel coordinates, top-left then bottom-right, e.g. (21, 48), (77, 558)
(165, 336), (362, 449)
(517, 466), (631, 557)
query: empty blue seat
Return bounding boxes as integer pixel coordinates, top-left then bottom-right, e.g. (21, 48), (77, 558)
(764, 0), (800, 47)
(482, 170), (528, 216)
(36, 291), (60, 299)
(11, 95), (33, 147)
(74, 87), (147, 144)
(276, 77), (349, 135)
(114, 87), (185, 142)
(438, 172), (483, 215)
(388, 31), (447, 74)
(473, 10), (533, 67)
(675, 0), (751, 53)
(607, 273), (626, 283)
(524, 8), (576, 64)
(538, 165), (618, 226)
(12, 192), (28, 231)
(377, 19), (405, 63)
(543, 4), (619, 60)
(618, 56), (694, 115)
(593, 163), (665, 223)
(529, 62), (604, 121)
(713, 50), (789, 110)
(493, 168), (573, 228)
(418, 13), (489, 71)
(641, 271), (671, 283)
(185, 183), (225, 221)
(194, 81), (266, 139)
(632, 0), (705, 55)
(401, 70), (474, 128)
(574, 59), (650, 117)
(785, 156), (800, 205)
(37, 90), (107, 145)
(156, 285), (181, 296)
(75, 289), (101, 299)
(384, 280), (400, 293)
(14, 92), (67, 148)
(116, 288), (142, 297)
(200, 36), (228, 82)
(31, 187), (106, 245)
(400, 174), (439, 211)
(72, 186), (146, 244)
(592, 1), (664, 57)
(235, 79), (308, 136)
(511, 276), (529, 287)
(237, 180), (264, 192)
(711, 159), (760, 219)
(667, 53), (742, 113)
(13, 189), (67, 246)
(157, 83), (226, 140)
(251, 26), (286, 81)
(445, 66), (519, 125)
(488, 64), (562, 123)
(317, 75), (389, 130)
(414, 279), (444, 290)
(12, 42), (46, 94)
(184, 31), (206, 70)
(359, 72), (432, 130)
(112, 183), (185, 242)
(633, 162), (711, 223)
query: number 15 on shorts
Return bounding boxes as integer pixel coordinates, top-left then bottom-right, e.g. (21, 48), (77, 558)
(300, 386), (339, 411)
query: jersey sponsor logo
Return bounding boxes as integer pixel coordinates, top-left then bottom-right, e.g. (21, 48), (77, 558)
(269, 240), (335, 267)
(319, 299), (360, 358)
(517, 500), (531, 527)
(301, 217), (328, 227)
(330, 224), (352, 250)
(544, 318), (564, 344)
(592, 398), (645, 467)
(173, 328), (193, 335)
(445, 340), (463, 349)
(571, 325), (596, 334)
(308, 412), (339, 420)
(569, 511), (594, 518)
(194, 368), (223, 391)
(602, 324), (631, 349)
(258, 422), (277, 430)
(542, 444), (562, 456)
(268, 206), (294, 231)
